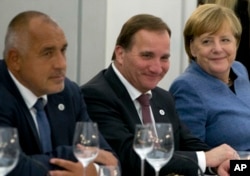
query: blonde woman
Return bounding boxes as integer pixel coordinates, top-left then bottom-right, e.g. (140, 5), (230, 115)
(170, 4), (250, 151)
(199, 0), (250, 77)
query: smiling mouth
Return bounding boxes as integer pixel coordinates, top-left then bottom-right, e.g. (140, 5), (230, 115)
(211, 55), (227, 59)
(210, 57), (227, 61)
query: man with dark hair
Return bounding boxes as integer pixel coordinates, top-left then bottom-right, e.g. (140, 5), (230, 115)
(81, 14), (237, 176)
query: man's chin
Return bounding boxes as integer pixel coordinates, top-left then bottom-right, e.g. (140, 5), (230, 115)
(48, 84), (65, 95)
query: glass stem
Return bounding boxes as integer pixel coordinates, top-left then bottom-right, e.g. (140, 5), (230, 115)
(83, 166), (86, 176)
(155, 170), (159, 176)
(83, 163), (90, 176)
(141, 158), (145, 176)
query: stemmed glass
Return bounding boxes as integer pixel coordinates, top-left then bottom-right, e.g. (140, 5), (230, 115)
(73, 122), (99, 176)
(133, 124), (154, 176)
(0, 127), (20, 176)
(237, 151), (250, 160)
(146, 123), (174, 176)
(98, 165), (121, 176)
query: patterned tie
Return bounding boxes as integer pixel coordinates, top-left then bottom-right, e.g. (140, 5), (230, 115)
(137, 94), (152, 124)
(33, 98), (52, 153)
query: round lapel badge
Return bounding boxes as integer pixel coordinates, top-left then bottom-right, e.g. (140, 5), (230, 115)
(58, 104), (65, 111)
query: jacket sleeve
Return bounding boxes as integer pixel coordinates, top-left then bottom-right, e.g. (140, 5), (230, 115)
(169, 79), (207, 142)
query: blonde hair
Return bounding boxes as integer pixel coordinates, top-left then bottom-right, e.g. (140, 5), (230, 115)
(203, 0), (237, 10)
(184, 4), (242, 60)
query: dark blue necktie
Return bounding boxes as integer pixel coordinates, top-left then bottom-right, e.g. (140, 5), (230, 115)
(34, 98), (52, 153)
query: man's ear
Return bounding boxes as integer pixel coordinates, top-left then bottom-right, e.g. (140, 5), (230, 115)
(114, 45), (125, 65)
(6, 49), (21, 71)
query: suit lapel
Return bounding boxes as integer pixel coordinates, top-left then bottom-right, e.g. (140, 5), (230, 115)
(46, 93), (68, 143)
(46, 87), (78, 146)
(104, 65), (141, 125)
(151, 91), (171, 123)
(104, 65), (171, 125)
(0, 60), (41, 148)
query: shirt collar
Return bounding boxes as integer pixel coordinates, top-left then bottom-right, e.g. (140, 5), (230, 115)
(8, 70), (47, 109)
(111, 63), (152, 101)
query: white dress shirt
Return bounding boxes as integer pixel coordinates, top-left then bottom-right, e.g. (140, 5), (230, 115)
(8, 70), (47, 134)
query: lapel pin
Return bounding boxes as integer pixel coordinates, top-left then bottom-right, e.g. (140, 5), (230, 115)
(159, 109), (165, 115)
(58, 104), (65, 111)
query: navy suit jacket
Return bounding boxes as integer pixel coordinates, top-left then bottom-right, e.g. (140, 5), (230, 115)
(81, 65), (211, 176)
(0, 59), (113, 176)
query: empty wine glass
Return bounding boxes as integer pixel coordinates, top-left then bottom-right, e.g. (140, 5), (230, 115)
(98, 165), (121, 176)
(146, 123), (174, 176)
(73, 122), (99, 176)
(237, 151), (250, 160)
(133, 124), (154, 176)
(0, 127), (20, 176)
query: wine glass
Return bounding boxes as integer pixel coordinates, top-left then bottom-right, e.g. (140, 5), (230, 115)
(237, 151), (250, 160)
(146, 123), (174, 176)
(73, 122), (99, 176)
(133, 124), (154, 176)
(0, 127), (20, 176)
(98, 165), (121, 176)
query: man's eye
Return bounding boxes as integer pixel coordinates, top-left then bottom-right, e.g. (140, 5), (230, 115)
(43, 51), (53, 57)
(141, 54), (153, 59)
(61, 46), (67, 54)
(161, 56), (169, 60)
(41, 50), (54, 58)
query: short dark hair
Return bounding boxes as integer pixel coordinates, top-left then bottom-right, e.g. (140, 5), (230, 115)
(112, 14), (171, 60)
(3, 10), (57, 59)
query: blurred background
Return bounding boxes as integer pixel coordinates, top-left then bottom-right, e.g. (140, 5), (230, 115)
(0, 0), (197, 89)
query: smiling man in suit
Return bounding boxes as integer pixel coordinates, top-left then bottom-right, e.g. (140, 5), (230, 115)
(0, 10), (118, 176)
(81, 14), (237, 176)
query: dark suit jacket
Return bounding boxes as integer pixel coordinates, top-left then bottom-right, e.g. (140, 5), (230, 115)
(81, 65), (211, 176)
(0, 59), (113, 176)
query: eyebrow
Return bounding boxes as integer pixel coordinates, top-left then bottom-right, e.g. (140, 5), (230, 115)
(41, 43), (68, 53)
(140, 51), (170, 58)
